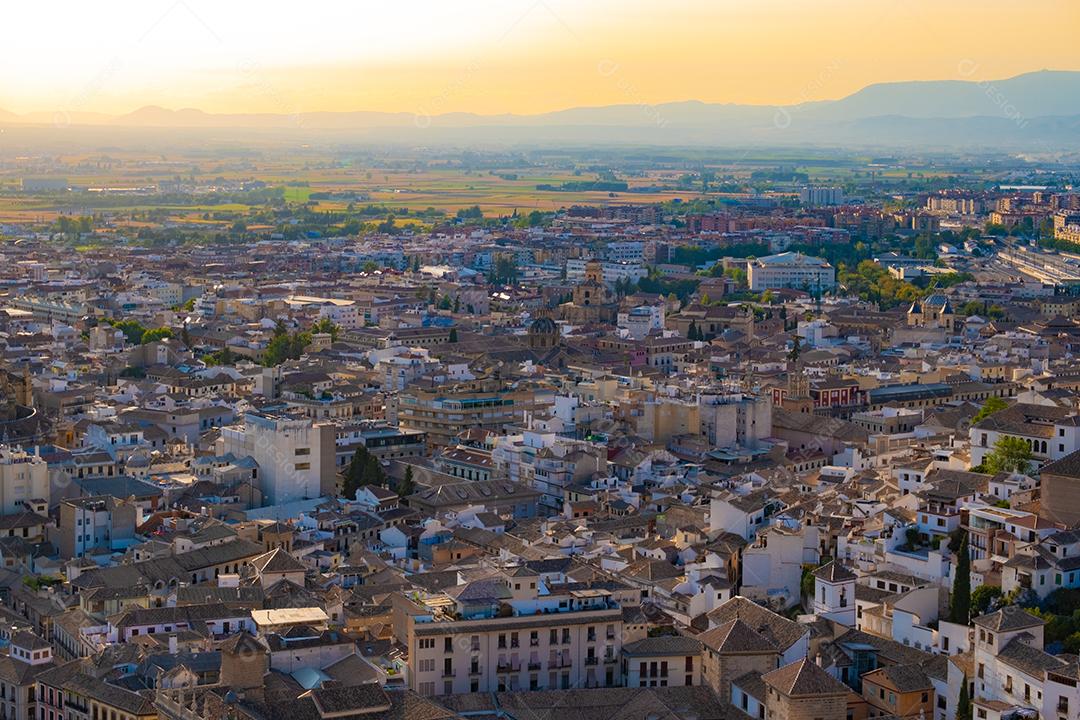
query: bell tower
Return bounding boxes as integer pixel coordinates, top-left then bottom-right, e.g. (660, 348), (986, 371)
(782, 335), (814, 414)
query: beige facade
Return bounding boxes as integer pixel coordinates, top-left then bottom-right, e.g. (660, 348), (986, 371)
(0, 446), (49, 515)
(395, 378), (551, 449)
(404, 606), (623, 696)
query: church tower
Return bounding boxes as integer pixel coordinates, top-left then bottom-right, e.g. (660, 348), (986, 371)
(812, 560), (857, 627)
(584, 259), (604, 284)
(782, 335), (814, 414)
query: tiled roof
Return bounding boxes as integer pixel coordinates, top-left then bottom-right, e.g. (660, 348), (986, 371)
(762, 658), (849, 697)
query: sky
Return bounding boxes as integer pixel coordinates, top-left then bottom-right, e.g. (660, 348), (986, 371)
(3, 0), (1079, 117)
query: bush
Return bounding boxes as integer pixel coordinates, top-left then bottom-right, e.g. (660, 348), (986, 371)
(971, 585), (1003, 617)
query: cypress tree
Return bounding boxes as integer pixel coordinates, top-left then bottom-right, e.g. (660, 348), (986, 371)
(956, 676), (972, 720)
(951, 531), (972, 624)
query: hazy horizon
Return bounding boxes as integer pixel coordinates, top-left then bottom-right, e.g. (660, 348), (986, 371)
(4, 0), (1080, 118)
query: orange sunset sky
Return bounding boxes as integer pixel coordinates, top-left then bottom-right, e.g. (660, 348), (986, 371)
(3, 0), (1079, 116)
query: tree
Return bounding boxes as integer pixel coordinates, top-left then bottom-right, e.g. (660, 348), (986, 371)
(491, 256), (518, 284)
(140, 327), (173, 345)
(362, 260), (379, 273)
(956, 677), (972, 720)
(723, 267), (747, 286)
(800, 565), (817, 601)
(448, 328), (458, 343)
(972, 396), (1008, 424)
(453, 295), (460, 313)
(112, 319), (147, 345)
(982, 435), (1033, 474)
(438, 295), (452, 310)
(263, 330), (311, 366)
(971, 585), (1003, 616)
(788, 333), (802, 363)
(342, 446), (386, 499)
(180, 324), (192, 348)
(398, 465), (415, 498)
(343, 447), (368, 500)
(950, 531), (971, 624)
(311, 317), (340, 342)
(687, 321), (699, 341)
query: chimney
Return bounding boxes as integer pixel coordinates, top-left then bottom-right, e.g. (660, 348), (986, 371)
(168, 634), (177, 654)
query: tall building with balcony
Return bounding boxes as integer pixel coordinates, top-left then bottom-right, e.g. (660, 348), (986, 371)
(396, 566), (623, 696)
(395, 378), (552, 450)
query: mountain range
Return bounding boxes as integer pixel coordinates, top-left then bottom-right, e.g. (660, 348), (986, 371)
(4, 70), (1080, 148)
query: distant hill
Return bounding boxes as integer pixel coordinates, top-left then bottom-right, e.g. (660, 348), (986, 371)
(3, 69), (1080, 148)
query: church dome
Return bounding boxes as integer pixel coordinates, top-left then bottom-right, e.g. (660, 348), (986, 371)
(529, 316), (558, 335)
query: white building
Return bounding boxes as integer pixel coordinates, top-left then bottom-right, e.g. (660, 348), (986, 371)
(969, 403), (1080, 470)
(617, 305), (665, 340)
(799, 186), (844, 206)
(747, 252), (836, 292)
(605, 241), (645, 263)
(565, 259), (647, 286)
(217, 411), (335, 505)
(284, 295), (362, 330)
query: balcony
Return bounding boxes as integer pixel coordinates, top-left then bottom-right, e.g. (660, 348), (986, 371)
(585, 657), (598, 666)
(528, 661), (542, 671)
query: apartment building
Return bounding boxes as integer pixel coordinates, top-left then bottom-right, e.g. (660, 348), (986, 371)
(334, 421), (427, 469)
(565, 258), (647, 286)
(395, 378), (552, 449)
(621, 636), (702, 688)
(0, 631), (54, 720)
(57, 496), (139, 558)
(396, 567), (624, 696)
(0, 446), (49, 515)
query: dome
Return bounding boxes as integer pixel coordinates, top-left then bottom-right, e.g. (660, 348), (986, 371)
(529, 316), (558, 335)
